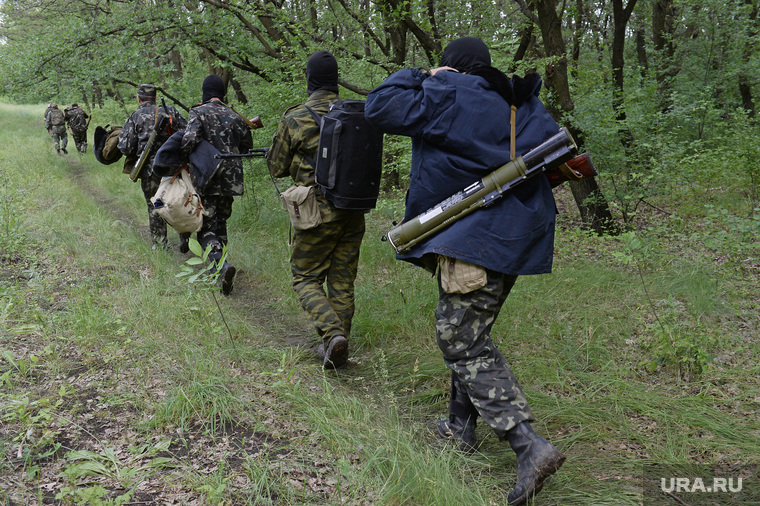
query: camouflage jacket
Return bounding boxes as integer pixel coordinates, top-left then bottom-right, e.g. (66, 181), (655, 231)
(45, 108), (65, 129)
(180, 100), (253, 196)
(64, 107), (90, 132)
(267, 90), (356, 221)
(118, 101), (187, 177)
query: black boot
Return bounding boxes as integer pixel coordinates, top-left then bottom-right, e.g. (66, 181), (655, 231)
(437, 415), (477, 453)
(505, 422), (565, 505)
(178, 233), (190, 254)
(317, 335), (348, 369)
(436, 373), (479, 453)
(217, 261), (236, 296)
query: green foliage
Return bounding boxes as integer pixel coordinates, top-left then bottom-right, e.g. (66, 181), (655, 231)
(1, 393), (64, 472)
(639, 297), (717, 381)
(57, 440), (175, 505)
(176, 238), (222, 288)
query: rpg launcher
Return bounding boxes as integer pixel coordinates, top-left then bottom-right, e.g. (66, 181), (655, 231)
(214, 147), (270, 159)
(384, 127), (594, 254)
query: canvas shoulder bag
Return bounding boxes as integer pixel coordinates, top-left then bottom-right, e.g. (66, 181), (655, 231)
(280, 185), (322, 230)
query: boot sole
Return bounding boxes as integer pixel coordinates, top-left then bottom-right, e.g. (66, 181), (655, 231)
(323, 336), (348, 369)
(508, 451), (566, 505)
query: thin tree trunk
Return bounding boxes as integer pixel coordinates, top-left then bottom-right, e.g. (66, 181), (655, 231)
(530, 0), (619, 234)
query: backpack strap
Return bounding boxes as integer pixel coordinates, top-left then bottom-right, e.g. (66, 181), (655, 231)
(303, 104), (323, 169)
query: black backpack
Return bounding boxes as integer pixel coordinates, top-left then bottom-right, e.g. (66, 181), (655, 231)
(305, 99), (384, 210)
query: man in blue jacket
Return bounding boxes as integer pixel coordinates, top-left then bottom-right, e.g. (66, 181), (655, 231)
(365, 37), (565, 505)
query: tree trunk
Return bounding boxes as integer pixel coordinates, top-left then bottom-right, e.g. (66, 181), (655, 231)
(80, 85), (92, 110)
(230, 78), (248, 105)
(652, 0), (678, 111)
(612, 0), (637, 150)
(739, 0), (758, 119)
(531, 0), (619, 234)
(169, 49), (183, 79)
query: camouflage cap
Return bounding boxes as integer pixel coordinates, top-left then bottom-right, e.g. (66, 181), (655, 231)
(137, 84), (157, 99)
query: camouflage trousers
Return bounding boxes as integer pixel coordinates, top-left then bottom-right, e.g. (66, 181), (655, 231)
(140, 173), (167, 246)
(198, 195), (234, 264)
(48, 125), (68, 152)
(290, 213), (365, 345)
(70, 128), (87, 153)
(435, 270), (534, 438)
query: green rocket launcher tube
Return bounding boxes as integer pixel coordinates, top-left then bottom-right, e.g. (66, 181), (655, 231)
(385, 127), (577, 254)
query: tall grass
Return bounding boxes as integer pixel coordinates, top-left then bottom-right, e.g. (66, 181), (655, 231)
(1, 103), (758, 505)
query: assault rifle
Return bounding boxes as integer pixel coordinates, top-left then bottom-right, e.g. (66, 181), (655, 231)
(384, 128), (595, 254)
(130, 99), (170, 182)
(213, 147), (279, 198)
(214, 147), (270, 160)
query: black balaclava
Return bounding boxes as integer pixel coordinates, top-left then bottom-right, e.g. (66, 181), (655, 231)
(439, 37), (491, 73)
(439, 36), (542, 108)
(306, 50), (339, 95)
(202, 75), (226, 103)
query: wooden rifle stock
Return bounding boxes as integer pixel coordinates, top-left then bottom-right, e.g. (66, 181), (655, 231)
(230, 104), (263, 130)
(545, 152), (597, 186)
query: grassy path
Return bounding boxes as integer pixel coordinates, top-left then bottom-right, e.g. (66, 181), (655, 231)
(1, 103), (759, 505)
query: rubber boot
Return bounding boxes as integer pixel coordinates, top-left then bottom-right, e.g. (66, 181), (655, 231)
(436, 373), (479, 453)
(437, 415), (477, 453)
(505, 422), (565, 505)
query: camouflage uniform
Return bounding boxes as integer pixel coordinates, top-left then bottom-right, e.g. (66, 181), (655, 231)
(436, 271), (534, 436)
(267, 89), (366, 347)
(64, 105), (90, 153)
(180, 99), (253, 263)
(118, 97), (187, 247)
(45, 105), (68, 154)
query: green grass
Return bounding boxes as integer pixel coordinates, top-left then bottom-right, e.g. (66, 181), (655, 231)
(1, 103), (759, 505)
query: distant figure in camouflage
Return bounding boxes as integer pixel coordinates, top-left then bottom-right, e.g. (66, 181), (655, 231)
(64, 104), (91, 154)
(45, 103), (68, 155)
(180, 75), (253, 295)
(44, 103), (54, 123)
(118, 84), (187, 250)
(365, 37), (565, 505)
(267, 51), (366, 369)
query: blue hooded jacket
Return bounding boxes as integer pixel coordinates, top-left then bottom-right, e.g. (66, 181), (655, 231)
(364, 67), (559, 276)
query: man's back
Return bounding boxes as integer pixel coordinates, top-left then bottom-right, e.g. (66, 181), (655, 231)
(65, 107), (88, 131)
(47, 108), (65, 127)
(181, 100), (252, 196)
(118, 101), (186, 167)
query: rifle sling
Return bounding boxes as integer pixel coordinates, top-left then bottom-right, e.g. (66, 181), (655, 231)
(510, 105), (517, 160)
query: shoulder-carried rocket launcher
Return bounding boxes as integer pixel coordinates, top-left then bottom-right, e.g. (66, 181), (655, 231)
(384, 127), (595, 254)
